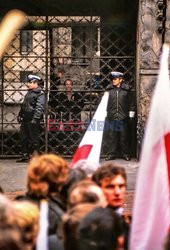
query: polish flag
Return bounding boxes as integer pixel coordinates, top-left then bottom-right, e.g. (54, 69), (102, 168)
(130, 44), (170, 250)
(70, 91), (109, 170)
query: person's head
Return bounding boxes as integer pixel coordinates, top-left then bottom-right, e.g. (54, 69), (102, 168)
(78, 207), (124, 250)
(57, 67), (65, 78)
(27, 74), (44, 89)
(64, 79), (73, 92)
(12, 201), (39, 248)
(110, 71), (123, 87)
(92, 163), (127, 208)
(27, 153), (69, 198)
(72, 159), (100, 177)
(62, 203), (96, 250)
(68, 180), (107, 209)
(60, 168), (87, 205)
(0, 227), (24, 250)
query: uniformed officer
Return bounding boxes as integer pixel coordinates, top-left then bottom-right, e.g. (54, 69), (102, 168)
(105, 71), (135, 161)
(17, 74), (45, 162)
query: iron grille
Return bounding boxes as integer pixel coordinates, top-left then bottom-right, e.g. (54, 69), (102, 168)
(0, 15), (136, 157)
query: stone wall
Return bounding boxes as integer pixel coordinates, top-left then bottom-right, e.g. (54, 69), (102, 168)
(137, 0), (168, 153)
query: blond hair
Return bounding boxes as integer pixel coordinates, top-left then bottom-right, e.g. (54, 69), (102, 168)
(12, 201), (39, 246)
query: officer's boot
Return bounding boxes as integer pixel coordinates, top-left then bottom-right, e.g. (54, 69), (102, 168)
(16, 153), (30, 163)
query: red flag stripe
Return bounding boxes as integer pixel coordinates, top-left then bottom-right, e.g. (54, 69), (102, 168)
(164, 132), (170, 189)
(70, 144), (93, 168)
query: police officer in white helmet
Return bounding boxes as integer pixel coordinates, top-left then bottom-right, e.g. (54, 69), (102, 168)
(17, 74), (45, 162)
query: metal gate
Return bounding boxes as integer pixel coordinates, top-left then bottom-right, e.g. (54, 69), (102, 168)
(0, 14), (136, 157)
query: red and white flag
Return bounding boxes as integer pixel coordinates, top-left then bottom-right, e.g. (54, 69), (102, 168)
(70, 91), (109, 170)
(130, 44), (170, 250)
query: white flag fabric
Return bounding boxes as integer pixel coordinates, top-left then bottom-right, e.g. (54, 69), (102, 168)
(36, 199), (49, 250)
(130, 44), (170, 250)
(70, 91), (109, 170)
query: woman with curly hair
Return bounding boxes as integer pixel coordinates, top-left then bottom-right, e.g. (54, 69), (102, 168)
(16, 153), (69, 236)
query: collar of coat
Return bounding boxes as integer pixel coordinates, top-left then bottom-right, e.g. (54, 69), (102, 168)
(28, 87), (43, 93)
(106, 82), (131, 91)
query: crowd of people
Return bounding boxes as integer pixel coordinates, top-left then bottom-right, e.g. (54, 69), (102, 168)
(0, 153), (170, 250)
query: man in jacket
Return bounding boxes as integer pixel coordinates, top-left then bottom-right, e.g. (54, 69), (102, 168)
(92, 162), (131, 250)
(17, 74), (45, 162)
(105, 71), (135, 161)
(55, 78), (84, 122)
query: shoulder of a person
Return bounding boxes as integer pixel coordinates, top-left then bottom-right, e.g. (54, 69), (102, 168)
(105, 83), (113, 90)
(38, 91), (45, 97)
(32, 87), (44, 95)
(48, 196), (65, 213)
(15, 193), (40, 205)
(38, 88), (45, 95)
(58, 92), (66, 97)
(121, 83), (131, 91)
(73, 91), (82, 97)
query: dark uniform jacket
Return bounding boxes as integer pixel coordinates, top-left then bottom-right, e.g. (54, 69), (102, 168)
(19, 87), (45, 121)
(106, 83), (135, 121)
